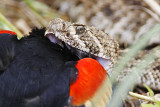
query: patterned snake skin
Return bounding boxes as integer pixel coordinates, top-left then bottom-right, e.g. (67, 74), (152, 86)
(51, 0), (160, 91)
(53, 0), (160, 45)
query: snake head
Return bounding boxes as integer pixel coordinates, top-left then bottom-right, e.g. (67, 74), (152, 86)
(45, 18), (119, 74)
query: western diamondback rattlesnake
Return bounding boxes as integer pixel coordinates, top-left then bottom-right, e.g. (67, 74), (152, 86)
(49, 0), (160, 91)
(45, 18), (160, 91)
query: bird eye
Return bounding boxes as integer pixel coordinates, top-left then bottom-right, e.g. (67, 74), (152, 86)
(75, 26), (86, 35)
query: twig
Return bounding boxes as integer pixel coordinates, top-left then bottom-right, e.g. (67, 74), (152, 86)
(129, 92), (155, 102)
(143, 0), (160, 16)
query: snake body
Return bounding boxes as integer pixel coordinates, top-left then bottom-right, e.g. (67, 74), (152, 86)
(53, 0), (160, 46)
(50, 0), (160, 91)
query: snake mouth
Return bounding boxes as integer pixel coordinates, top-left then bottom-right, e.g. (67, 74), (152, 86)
(45, 32), (112, 74)
(45, 33), (64, 47)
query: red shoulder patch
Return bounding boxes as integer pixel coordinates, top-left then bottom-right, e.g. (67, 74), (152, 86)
(0, 30), (17, 36)
(70, 58), (107, 106)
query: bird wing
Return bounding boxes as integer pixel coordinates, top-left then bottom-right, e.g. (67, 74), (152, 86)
(0, 30), (17, 74)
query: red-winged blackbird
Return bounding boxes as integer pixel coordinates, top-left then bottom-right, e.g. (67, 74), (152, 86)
(0, 28), (110, 107)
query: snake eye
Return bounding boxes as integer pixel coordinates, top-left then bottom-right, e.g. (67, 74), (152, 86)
(75, 26), (86, 35)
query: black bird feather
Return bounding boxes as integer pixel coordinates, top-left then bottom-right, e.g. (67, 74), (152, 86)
(0, 28), (79, 107)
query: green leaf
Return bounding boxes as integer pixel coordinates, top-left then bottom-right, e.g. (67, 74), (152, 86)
(144, 84), (154, 97)
(0, 21), (11, 30)
(144, 84), (160, 106)
(0, 12), (23, 39)
(155, 100), (160, 106)
(141, 103), (160, 107)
